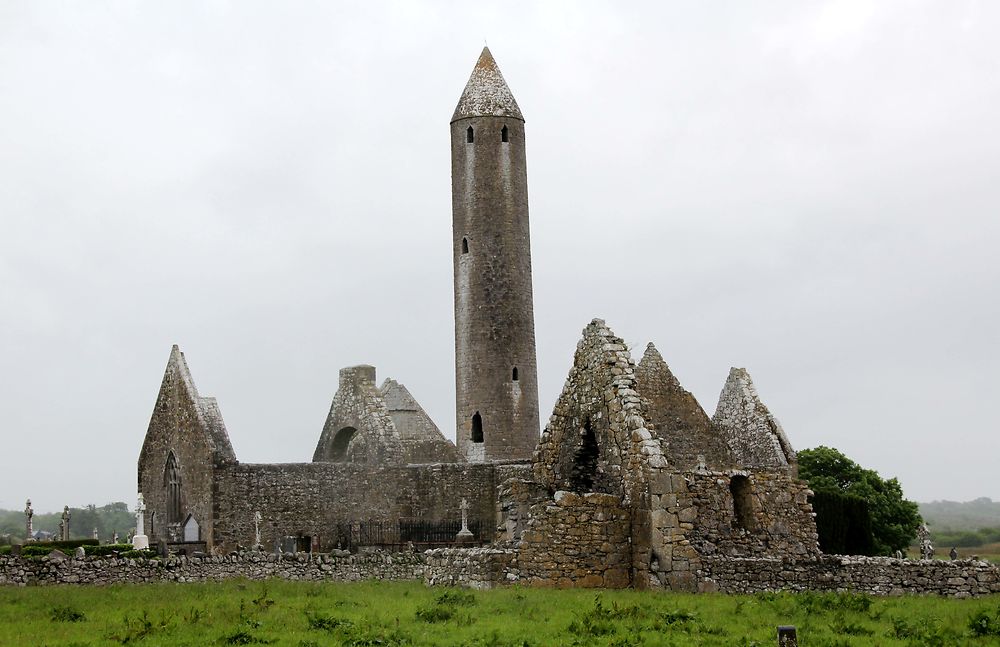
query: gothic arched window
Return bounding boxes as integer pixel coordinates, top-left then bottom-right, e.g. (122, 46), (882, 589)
(164, 452), (181, 525)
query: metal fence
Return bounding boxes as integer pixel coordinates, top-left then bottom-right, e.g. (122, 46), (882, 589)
(330, 519), (487, 551)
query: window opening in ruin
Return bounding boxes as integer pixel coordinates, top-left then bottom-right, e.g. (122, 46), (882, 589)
(150, 511), (155, 537)
(512, 366), (518, 381)
(467, 126), (474, 143)
(462, 237), (469, 254)
(569, 419), (599, 492)
(330, 426), (357, 462)
(730, 475), (754, 531)
(471, 412), (483, 443)
(164, 452), (182, 525)
(501, 125), (509, 142)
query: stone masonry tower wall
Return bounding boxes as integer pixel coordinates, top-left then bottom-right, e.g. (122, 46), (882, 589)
(451, 48), (540, 461)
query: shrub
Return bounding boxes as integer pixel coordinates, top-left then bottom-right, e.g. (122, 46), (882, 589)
(84, 543), (134, 557)
(968, 608), (1000, 637)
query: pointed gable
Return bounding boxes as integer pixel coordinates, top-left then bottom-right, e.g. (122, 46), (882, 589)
(380, 378), (459, 464)
(712, 367), (797, 474)
(533, 319), (664, 502)
(312, 365), (406, 465)
(635, 342), (733, 471)
(452, 47), (524, 122)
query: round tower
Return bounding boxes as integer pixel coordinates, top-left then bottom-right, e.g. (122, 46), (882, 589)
(451, 48), (540, 462)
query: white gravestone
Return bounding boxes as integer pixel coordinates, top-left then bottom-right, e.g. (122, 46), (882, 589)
(132, 494), (149, 550)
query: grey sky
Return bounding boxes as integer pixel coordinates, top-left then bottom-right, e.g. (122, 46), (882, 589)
(1, 1), (997, 512)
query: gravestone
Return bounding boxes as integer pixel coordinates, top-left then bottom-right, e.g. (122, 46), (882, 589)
(777, 626), (797, 646)
(132, 493), (149, 550)
(183, 515), (200, 542)
(455, 498), (474, 543)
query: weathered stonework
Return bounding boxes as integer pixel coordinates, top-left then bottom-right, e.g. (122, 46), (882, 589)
(452, 47), (540, 462)
(381, 379), (460, 464)
(312, 366), (405, 465)
(713, 367), (797, 475)
(635, 343), (733, 471)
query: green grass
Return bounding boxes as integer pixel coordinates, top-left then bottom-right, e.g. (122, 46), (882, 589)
(1, 580), (999, 646)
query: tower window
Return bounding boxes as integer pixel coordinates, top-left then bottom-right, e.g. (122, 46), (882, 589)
(471, 412), (483, 443)
(501, 125), (509, 142)
(461, 237), (469, 254)
(512, 366), (518, 381)
(467, 126), (474, 143)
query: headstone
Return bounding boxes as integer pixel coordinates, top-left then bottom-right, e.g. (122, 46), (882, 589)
(74, 546), (86, 559)
(24, 499), (34, 542)
(455, 498), (474, 543)
(917, 523), (934, 560)
(48, 549), (68, 562)
(112, 531), (119, 544)
(92, 527), (99, 541)
(183, 515), (200, 542)
(132, 494), (149, 550)
(777, 626), (797, 646)
(950, 547), (958, 561)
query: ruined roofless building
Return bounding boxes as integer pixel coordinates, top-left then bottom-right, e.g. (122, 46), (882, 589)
(136, 49), (820, 590)
(451, 48), (540, 462)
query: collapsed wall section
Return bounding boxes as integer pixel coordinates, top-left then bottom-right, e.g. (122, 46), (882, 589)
(313, 366), (405, 465)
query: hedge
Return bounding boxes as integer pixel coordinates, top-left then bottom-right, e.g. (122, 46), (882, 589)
(811, 489), (875, 556)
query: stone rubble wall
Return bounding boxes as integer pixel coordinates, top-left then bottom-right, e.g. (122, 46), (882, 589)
(4, 552), (999, 597)
(684, 470), (820, 559)
(514, 491), (632, 588)
(699, 555), (1000, 597)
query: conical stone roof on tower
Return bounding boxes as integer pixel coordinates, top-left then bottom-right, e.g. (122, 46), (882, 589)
(452, 47), (524, 122)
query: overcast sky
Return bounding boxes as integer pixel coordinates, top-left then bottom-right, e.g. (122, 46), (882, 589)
(1, 1), (997, 513)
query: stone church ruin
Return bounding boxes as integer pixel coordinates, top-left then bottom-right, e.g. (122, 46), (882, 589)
(125, 49), (998, 595)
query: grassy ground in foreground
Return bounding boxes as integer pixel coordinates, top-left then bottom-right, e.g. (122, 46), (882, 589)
(1, 580), (1000, 647)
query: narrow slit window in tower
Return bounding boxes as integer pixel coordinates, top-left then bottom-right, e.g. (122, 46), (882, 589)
(471, 412), (483, 443)
(501, 125), (509, 142)
(467, 126), (474, 143)
(461, 237), (469, 254)
(730, 475), (754, 531)
(512, 366), (518, 381)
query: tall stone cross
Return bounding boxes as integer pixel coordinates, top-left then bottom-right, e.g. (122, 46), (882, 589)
(135, 494), (146, 536)
(61, 506), (71, 541)
(456, 497), (473, 542)
(132, 493), (149, 550)
(24, 499), (33, 541)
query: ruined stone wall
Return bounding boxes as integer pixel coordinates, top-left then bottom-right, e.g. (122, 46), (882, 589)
(700, 556), (1000, 597)
(137, 346), (237, 548)
(210, 462), (522, 552)
(313, 366), (405, 465)
(533, 320), (664, 503)
(635, 343), (733, 471)
(381, 379), (460, 464)
(514, 491), (632, 588)
(683, 470), (819, 559)
(712, 368), (797, 474)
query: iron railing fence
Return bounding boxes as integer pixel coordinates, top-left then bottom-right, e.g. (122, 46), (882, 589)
(330, 518), (488, 551)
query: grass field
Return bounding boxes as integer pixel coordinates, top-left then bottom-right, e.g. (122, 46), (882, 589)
(1, 580), (999, 647)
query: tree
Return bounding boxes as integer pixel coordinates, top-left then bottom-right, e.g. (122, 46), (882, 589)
(798, 446), (922, 556)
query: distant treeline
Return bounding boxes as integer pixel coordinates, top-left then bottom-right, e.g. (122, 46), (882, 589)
(919, 497), (1000, 531)
(929, 526), (1000, 549)
(0, 503), (134, 544)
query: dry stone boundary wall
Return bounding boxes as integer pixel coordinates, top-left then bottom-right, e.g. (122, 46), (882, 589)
(3, 552), (999, 597)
